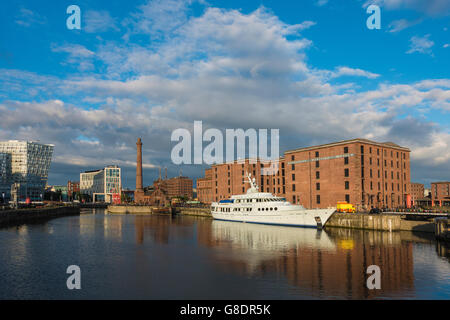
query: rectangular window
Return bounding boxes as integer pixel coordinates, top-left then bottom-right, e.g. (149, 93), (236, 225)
(344, 157), (349, 165)
(316, 161), (320, 168)
(345, 194), (350, 203)
(316, 183), (320, 191)
(316, 171), (320, 179)
(345, 181), (349, 190)
(292, 174), (295, 181)
(344, 168), (349, 177)
(316, 195), (321, 204)
(291, 164), (295, 170)
(344, 147), (348, 153)
(361, 146), (364, 154)
(315, 151), (319, 157)
(292, 184), (296, 191)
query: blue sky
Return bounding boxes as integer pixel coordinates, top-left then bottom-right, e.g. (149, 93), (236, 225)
(0, 0), (449, 188)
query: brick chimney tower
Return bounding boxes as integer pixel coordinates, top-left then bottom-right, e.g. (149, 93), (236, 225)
(136, 138), (144, 196)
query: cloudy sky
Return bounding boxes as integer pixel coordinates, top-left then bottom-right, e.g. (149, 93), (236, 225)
(0, 0), (449, 188)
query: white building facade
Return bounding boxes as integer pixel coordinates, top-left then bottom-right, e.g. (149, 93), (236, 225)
(80, 165), (121, 203)
(0, 140), (54, 202)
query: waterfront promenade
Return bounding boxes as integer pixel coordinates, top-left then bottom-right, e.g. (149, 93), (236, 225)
(0, 206), (80, 227)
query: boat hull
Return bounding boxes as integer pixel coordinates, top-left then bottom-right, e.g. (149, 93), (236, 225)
(211, 208), (336, 228)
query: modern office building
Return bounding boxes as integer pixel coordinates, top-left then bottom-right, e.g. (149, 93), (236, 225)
(0, 153), (11, 203)
(0, 140), (54, 202)
(431, 182), (450, 206)
(80, 165), (121, 203)
(197, 138), (411, 210)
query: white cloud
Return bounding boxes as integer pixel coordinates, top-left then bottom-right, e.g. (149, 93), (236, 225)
(1, 4), (449, 185)
(15, 7), (47, 27)
(84, 10), (120, 33)
(388, 18), (423, 33)
(406, 34), (434, 55)
(316, 0), (328, 6)
(51, 44), (96, 71)
(330, 67), (380, 79)
(363, 0), (450, 16)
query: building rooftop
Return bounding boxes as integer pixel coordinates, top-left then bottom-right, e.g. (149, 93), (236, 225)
(0, 140), (55, 147)
(284, 138), (410, 154)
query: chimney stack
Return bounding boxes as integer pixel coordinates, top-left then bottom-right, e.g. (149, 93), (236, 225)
(136, 138), (144, 192)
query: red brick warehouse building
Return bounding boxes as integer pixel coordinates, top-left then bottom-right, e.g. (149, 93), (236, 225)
(197, 138), (412, 210)
(431, 182), (450, 206)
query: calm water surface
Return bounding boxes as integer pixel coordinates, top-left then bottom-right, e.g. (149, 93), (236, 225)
(0, 209), (449, 299)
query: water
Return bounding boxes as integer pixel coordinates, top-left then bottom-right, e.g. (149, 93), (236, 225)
(0, 209), (449, 299)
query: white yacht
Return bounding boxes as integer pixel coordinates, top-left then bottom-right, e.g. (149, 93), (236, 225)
(211, 173), (336, 229)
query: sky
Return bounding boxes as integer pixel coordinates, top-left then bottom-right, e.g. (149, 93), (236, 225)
(0, 0), (449, 189)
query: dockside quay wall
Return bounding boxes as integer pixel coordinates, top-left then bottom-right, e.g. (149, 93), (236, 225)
(326, 213), (436, 233)
(327, 213), (401, 232)
(178, 208), (211, 217)
(107, 205), (153, 214)
(0, 206), (80, 227)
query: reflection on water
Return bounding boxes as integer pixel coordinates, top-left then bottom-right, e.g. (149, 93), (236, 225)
(0, 210), (448, 299)
(197, 220), (416, 299)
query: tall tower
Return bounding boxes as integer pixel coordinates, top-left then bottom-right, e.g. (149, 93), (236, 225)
(136, 138), (144, 192)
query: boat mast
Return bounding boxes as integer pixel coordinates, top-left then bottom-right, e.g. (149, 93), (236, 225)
(246, 172), (259, 193)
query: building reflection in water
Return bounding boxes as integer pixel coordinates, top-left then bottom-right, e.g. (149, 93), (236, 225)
(197, 220), (415, 299)
(103, 215), (123, 241)
(436, 241), (450, 263)
(134, 215), (195, 245)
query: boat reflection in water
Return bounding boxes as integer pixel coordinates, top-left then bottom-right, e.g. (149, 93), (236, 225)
(211, 220), (336, 255)
(203, 220), (415, 299)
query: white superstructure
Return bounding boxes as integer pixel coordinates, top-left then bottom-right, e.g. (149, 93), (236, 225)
(211, 173), (336, 228)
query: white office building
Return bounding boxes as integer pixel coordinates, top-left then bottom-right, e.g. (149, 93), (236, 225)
(80, 165), (121, 203)
(0, 140), (54, 202)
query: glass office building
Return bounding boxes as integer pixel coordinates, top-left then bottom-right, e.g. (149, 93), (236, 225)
(0, 140), (54, 202)
(80, 165), (121, 203)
